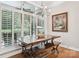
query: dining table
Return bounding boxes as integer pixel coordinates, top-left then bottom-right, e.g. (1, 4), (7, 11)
(19, 35), (61, 57)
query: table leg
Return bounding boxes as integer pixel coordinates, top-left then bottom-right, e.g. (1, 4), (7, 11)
(51, 38), (54, 45)
(30, 44), (35, 57)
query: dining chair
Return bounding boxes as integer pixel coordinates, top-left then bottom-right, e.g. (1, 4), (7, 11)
(51, 41), (61, 54)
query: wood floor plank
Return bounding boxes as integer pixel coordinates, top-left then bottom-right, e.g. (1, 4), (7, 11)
(10, 46), (79, 58)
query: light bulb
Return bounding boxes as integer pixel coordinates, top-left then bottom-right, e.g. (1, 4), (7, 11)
(44, 6), (47, 9)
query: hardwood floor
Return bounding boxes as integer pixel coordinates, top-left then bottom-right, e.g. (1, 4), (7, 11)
(47, 47), (79, 58)
(10, 46), (79, 58)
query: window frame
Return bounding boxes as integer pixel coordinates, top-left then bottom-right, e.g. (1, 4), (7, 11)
(0, 3), (45, 48)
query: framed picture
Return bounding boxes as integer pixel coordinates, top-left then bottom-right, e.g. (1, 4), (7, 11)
(52, 12), (68, 32)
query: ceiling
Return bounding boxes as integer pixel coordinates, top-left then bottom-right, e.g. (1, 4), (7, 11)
(31, 1), (64, 8)
(0, 1), (64, 12)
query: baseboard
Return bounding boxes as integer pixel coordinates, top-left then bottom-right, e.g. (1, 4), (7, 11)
(60, 44), (79, 51)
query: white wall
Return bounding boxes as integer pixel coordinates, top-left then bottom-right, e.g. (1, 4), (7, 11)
(47, 1), (79, 51)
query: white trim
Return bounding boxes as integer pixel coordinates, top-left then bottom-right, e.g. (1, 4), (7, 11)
(60, 44), (79, 51)
(12, 12), (14, 45)
(21, 2), (24, 38)
(0, 6), (2, 46)
(30, 15), (32, 36)
(44, 15), (47, 35)
(36, 16), (38, 35)
(21, 14), (24, 38)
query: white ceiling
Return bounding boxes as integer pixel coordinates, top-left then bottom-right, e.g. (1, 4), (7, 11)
(0, 1), (21, 8)
(31, 1), (64, 8)
(0, 1), (64, 11)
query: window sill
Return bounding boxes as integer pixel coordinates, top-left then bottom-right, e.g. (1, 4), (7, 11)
(0, 45), (21, 57)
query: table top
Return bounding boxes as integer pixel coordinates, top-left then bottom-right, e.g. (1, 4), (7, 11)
(32, 35), (60, 43)
(19, 35), (61, 47)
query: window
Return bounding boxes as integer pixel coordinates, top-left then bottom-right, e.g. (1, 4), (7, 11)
(0, 2), (45, 49)
(24, 14), (31, 36)
(2, 10), (12, 47)
(36, 8), (44, 17)
(14, 12), (22, 43)
(31, 16), (36, 36)
(37, 17), (45, 35)
(0, 11), (45, 48)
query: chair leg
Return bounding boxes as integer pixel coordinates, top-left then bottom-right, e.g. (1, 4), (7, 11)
(51, 47), (55, 53)
(51, 45), (59, 54)
(56, 44), (60, 54)
(56, 48), (59, 54)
